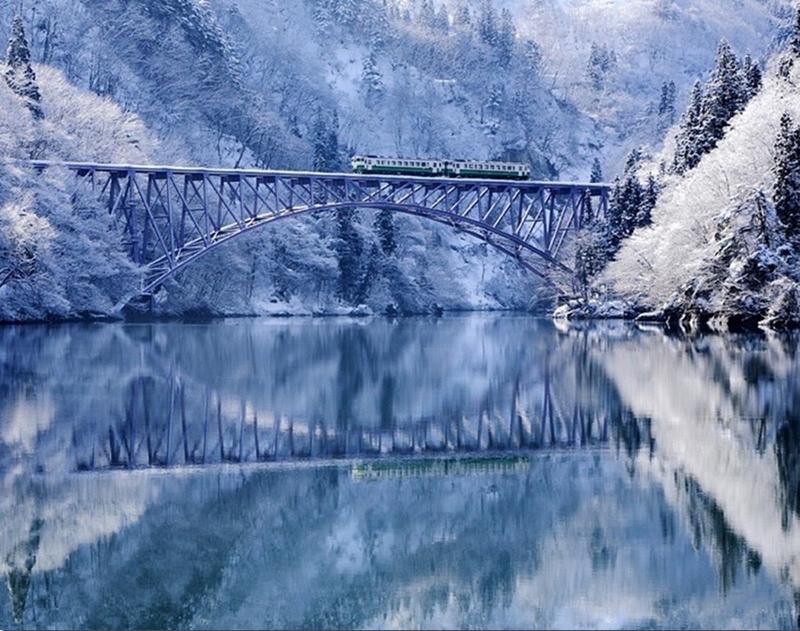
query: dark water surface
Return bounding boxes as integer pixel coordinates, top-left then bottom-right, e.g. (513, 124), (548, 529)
(1, 314), (799, 629)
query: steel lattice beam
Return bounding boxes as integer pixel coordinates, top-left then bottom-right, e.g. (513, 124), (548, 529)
(34, 161), (610, 293)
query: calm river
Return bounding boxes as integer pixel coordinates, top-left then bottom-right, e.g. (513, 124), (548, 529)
(1, 314), (799, 629)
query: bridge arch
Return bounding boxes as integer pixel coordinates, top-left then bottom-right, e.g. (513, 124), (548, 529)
(141, 200), (572, 293)
(43, 162), (610, 294)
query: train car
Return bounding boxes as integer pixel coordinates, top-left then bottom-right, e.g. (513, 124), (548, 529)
(446, 159), (530, 180)
(351, 155), (530, 180)
(351, 155), (446, 177)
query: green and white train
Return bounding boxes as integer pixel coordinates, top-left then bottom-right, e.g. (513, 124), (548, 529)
(351, 155), (531, 180)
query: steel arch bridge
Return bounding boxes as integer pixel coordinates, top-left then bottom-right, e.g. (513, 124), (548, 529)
(41, 162), (609, 293)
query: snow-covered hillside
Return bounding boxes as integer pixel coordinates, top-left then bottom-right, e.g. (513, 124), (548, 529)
(512, 0), (792, 174)
(0, 0), (796, 321)
(600, 50), (800, 329)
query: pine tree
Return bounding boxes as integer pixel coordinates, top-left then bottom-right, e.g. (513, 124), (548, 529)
(477, 0), (498, 47)
(773, 111), (800, 242)
(453, 2), (471, 28)
(673, 80), (706, 174)
(374, 208), (396, 256)
(742, 54), (762, 100)
(638, 175), (659, 228)
(4, 15), (43, 120)
(791, 6), (800, 58)
(587, 42), (616, 91)
(590, 158), (603, 183)
(336, 208), (366, 303)
(674, 40), (751, 175)
(312, 109), (329, 172)
(699, 39), (745, 147)
(432, 5), (450, 32)
(495, 8), (515, 67)
(312, 109), (342, 172)
(605, 149), (645, 247)
(327, 110), (342, 172)
(657, 81), (676, 127)
(415, 0), (436, 29)
(361, 51), (384, 107)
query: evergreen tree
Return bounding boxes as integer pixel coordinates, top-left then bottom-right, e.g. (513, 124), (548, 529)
(587, 42), (616, 91)
(361, 51), (384, 107)
(327, 110), (342, 171)
(312, 109), (329, 172)
(573, 230), (609, 300)
(522, 39), (542, 76)
(674, 40), (753, 175)
(605, 176), (626, 250)
(374, 208), (396, 256)
(699, 39), (745, 145)
(638, 175), (659, 228)
(4, 15), (43, 120)
(673, 80), (706, 174)
(742, 54), (762, 100)
(312, 109), (343, 172)
(791, 6), (800, 58)
(773, 111), (800, 242)
(605, 149), (645, 247)
(657, 80), (676, 127)
(415, 0), (436, 29)
(432, 5), (450, 32)
(590, 158), (603, 183)
(336, 208), (367, 303)
(495, 8), (515, 67)
(477, 0), (498, 47)
(453, 3), (471, 28)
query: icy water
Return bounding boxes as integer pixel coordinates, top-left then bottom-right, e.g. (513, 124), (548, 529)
(1, 314), (799, 630)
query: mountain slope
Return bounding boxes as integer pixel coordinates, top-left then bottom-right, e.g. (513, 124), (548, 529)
(600, 52), (800, 328)
(0, 0), (796, 320)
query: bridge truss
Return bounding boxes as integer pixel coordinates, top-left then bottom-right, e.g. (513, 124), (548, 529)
(49, 162), (609, 293)
(71, 370), (629, 472)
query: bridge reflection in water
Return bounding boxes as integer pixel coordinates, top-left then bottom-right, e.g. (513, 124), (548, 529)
(79, 374), (624, 472)
(57, 317), (651, 473)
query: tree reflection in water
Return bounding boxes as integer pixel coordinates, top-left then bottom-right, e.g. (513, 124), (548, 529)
(0, 317), (798, 629)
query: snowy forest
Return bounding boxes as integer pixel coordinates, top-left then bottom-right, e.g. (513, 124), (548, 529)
(0, 0), (799, 328)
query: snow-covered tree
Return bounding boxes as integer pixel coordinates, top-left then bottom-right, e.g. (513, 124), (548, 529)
(773, 111), (800, 242)
(374, 209), (396, 256)
(4, 15), (43, 120)
(495, 8), (515, 68)
(335, 208), (366, 304)
(673, 41), (760, 176)
(415, 0), (436, 30)
(791, 6), (800, 58)
(742, 54), (763, 100)
(587, 42), (616, 92)
(453, 2), (471, 28)
(699, 40), (746, 145)
(673, 80), (707, 174)
(657, 80), (676, 129)
(606, 149), (645, 247)
(313, 109), (343, 172)
(590, 158), (603, 183)
(361, 50), (384, 107)
(638, 175), (659, 229)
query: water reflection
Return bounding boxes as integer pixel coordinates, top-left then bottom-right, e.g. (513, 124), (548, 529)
(0, 316), (798, 629)
(0, 316), (633, 472)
